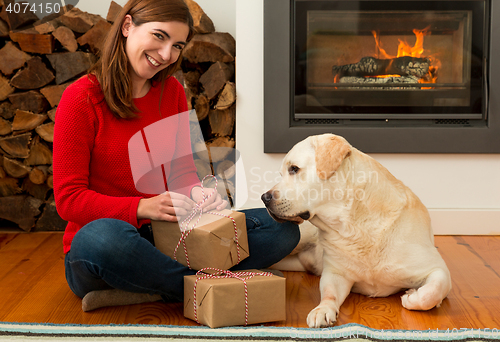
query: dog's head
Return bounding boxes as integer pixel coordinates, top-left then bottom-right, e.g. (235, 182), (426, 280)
(262, 133), (352, 223)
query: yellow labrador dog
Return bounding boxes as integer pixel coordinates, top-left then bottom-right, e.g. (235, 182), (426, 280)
(262, 133), (451, 328)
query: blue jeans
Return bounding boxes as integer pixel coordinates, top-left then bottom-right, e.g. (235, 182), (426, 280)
(64, 208), (300, 302)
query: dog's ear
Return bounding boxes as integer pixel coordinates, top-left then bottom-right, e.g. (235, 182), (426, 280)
(313, 135), (351, 180)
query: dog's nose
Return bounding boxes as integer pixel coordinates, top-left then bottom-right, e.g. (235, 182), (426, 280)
(261, 191), (273, 205)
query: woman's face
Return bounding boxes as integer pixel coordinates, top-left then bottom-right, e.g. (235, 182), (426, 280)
(122, 15), (190, 83)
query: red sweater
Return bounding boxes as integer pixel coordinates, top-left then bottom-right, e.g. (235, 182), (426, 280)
(53, 75), (200, 254)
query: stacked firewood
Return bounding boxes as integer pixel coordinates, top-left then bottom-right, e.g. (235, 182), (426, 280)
(0, 0), (236, 231)
(176, 0), (237, 206)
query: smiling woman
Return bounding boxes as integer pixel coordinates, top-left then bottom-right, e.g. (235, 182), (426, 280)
(51, 0), (300, 313)
(89, 0), (196, 119)
(121, 19), (189, 98)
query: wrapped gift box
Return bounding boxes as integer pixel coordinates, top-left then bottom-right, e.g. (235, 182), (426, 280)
(152, 209), (249, 270)
(184, 269), (286, 328)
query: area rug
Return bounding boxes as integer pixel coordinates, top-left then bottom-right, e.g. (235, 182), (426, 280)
(1, 322), (500, 342)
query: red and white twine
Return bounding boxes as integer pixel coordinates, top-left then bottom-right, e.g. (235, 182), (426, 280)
(192, 268), (274, 326)
(173, 175), (241, 269)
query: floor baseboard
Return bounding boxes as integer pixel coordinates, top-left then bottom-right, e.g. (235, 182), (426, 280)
(430, 209), (500, 235)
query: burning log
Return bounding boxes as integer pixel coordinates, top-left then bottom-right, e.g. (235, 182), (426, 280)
(338, 75), (419, 89)
(339, 75), (419, 84)
(332, 56), (430, 79)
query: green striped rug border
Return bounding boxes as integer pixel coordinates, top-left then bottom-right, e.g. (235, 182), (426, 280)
(1, 322), (499, 341)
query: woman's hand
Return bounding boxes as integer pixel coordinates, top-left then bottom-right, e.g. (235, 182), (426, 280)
(137, 192), (195, 222)
(191, 186), (229, 212)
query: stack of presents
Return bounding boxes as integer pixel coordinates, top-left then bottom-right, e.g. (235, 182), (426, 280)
(152, 208), (286, 328)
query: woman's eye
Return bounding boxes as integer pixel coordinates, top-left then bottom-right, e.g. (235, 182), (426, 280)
(288, 165), (300, 175)
(154, 33), (164, 39)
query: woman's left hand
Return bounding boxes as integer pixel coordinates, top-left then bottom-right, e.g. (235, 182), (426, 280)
(191, 186), (229, 212)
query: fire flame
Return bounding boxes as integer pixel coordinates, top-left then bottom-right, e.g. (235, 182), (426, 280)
(372, 27), (439, 84)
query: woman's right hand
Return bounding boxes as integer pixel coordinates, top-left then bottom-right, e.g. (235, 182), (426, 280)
(137, 192), (196, 222)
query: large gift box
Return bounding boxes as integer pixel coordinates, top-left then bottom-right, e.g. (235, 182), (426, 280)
(152, 209), (249, 270)
(184, 269), (286, 328)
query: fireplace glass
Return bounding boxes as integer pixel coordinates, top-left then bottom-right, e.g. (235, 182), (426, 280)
(294, 0), (487, 120)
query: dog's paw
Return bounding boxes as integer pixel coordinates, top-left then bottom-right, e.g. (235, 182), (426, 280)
(401, 288), (417, 310)
(306, 304), (338, 328)
(401, 287), (444, 311)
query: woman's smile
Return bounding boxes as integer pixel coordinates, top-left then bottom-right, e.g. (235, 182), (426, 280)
(146, 54), (162, 67)
(122, 17), (189, 95)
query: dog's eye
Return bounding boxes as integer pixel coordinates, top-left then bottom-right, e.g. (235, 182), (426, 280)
(288, 165), (300, 175)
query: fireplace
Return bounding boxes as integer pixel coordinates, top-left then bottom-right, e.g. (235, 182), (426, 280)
(264, 0), (500, 153)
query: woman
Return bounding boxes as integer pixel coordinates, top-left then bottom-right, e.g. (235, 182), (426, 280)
(53, 0), (300, 311)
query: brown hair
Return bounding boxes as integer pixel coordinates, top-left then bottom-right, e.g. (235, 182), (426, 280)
(89, 0), (195, 119)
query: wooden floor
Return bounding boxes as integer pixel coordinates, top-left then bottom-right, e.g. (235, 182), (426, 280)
(1, 232), (500, 330)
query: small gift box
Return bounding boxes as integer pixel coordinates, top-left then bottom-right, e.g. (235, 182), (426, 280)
(152, 209), (249, 270)
(184, 268), (286, 328)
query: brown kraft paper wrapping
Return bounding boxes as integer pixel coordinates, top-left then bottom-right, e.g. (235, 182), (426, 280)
(183, 270), (286, 328)
(151, 209), (249, 270)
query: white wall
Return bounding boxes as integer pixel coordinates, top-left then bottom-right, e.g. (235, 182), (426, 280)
(76, 0), (124, 19)
(234, 0), (500, 235)
(84, 0), (500, 234)
(80, 0), (236, 37)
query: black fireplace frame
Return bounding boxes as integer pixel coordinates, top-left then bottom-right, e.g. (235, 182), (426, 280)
(264, 0), (500, 153)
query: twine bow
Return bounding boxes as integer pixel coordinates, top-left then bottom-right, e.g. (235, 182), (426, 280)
(173, 175), (241, 269)
(193, 268), (274, 326)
